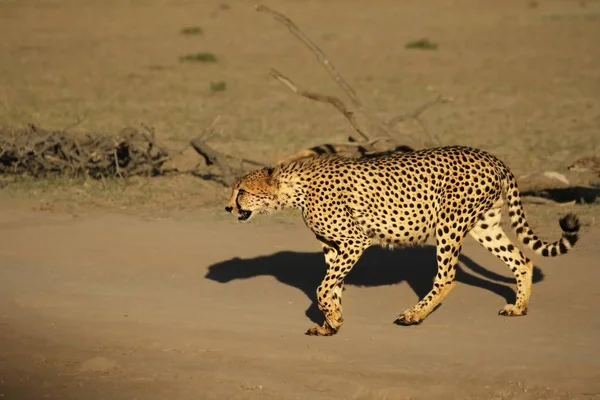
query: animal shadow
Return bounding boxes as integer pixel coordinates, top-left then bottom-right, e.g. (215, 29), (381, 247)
(206, 245), (544, 324)
(522, 185), (600, 204)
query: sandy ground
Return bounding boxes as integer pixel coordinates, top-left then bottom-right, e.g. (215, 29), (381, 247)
(0, 206), (599, 400)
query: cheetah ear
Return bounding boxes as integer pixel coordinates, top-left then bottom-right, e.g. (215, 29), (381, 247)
(265, 166), (280, 186)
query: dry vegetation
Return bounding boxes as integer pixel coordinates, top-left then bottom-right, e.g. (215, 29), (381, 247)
(0, 0), (599, 217)
(0, 124), (169, 178)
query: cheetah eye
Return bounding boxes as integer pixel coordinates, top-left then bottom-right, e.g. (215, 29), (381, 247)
(237, 188), (246, 196)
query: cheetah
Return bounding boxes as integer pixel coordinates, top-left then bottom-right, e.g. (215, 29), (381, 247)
(225, 146), (580, 336)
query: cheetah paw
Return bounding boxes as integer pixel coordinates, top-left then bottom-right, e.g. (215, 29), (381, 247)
(305, 322), (338, 336)
(498, 304), (528, 317)
(394, 310), (423, 326)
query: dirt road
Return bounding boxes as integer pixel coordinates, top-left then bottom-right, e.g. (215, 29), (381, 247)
(0, 206), (598, 399)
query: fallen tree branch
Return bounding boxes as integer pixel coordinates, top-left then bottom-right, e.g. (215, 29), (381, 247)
(256, 4), (391, 139)
(253, 4), (452, 167)
(189, 137), (267, 186)
(256, 5), (360, 107)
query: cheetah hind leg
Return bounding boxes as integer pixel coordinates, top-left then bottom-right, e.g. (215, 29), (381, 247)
(395, 223), (463, 326)
(469, 207), (533, 317)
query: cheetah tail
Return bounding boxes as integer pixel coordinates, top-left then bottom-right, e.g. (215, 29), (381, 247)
(505, 175), (580, 257)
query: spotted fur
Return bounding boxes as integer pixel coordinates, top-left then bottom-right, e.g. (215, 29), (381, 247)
(225, 146), (580, 336)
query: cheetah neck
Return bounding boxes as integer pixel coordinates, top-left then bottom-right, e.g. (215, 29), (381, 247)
(275, 170), (306, 210)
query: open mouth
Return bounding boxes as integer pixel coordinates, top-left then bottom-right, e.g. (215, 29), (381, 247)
(238, 209), (252, 221)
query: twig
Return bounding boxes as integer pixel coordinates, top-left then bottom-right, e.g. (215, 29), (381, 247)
(190, 115), (224, 145)
(387, 95), (450, 146)
(113, 149), (123, 178)
(61, 115), (86, 132)
(222, 153), (267, 168)
(415, 117), (441, 147)
(140, 123), (156, 140)
(387, 95), (448, 129)
(270, 69), (369, 141)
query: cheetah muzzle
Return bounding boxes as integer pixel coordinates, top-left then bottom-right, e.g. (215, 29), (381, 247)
(225, 146), (581, 336)
(237, 209), (252, 222)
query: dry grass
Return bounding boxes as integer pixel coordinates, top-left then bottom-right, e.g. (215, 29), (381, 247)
(0, 0), (599, 215)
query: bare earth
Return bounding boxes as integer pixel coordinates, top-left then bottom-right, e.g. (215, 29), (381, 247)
(1, 0), (600, 398)
(0, 206), (599, 400)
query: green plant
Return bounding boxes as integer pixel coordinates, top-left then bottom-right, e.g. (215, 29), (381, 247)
(405, 38), (438, 51)
(179, 52), (218, 63)
(180, 26), (203, 35)
(209, 81), (227, 92)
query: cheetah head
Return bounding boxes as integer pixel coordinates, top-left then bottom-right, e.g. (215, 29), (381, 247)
(225, 167), (280, 222)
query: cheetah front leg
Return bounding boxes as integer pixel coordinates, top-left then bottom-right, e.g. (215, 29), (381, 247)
(395, 223), (463, 326)
(306, 237), (368, 336)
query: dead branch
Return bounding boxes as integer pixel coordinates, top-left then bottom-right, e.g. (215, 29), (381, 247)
(189, 136), (266, 186)
(61, 115), (87, 132)
(270, 69), (369, 141)
(255, 5), (361, 107)
(386, 95), (452, 146)
(254, 4), (451, 167)
(0, 126), (170, 179)
(387, 95), (448, 129)
(256, 4), (391, 139)
(188, 115), (267, 181)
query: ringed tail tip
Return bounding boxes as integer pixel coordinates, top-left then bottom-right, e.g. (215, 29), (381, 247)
(559, 213), (580, 234)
